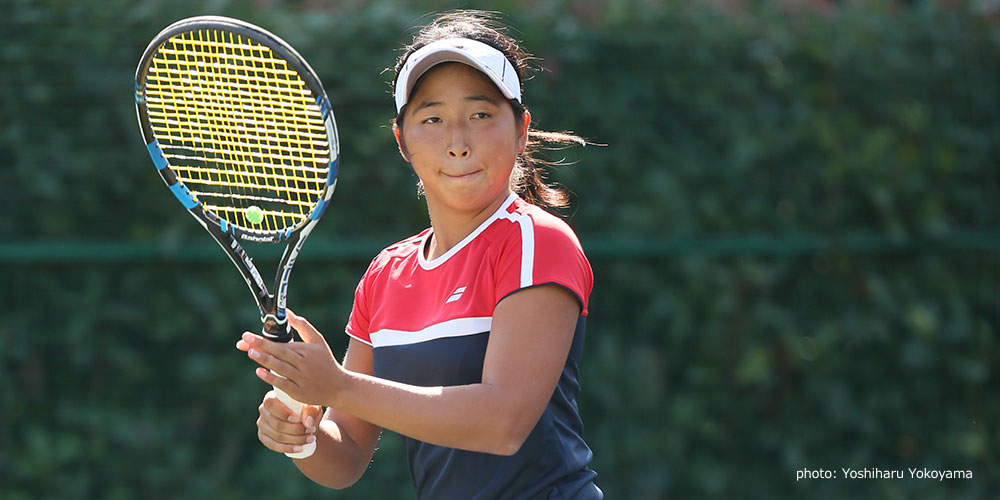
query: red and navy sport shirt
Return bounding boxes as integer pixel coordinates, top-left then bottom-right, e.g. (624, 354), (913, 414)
(346, 193), (601, 499)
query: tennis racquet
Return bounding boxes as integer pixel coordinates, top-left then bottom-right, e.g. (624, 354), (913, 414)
(134, 16), (339, 458)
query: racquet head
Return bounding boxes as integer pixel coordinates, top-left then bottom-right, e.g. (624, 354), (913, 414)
(135, 16), (338, 242)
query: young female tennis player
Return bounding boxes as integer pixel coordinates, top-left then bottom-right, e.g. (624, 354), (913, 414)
(236, 10), (601, 498)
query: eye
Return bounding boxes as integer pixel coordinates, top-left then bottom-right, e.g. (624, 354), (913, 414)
(471, 112), (491, 120)
(421, 116), (441, 124)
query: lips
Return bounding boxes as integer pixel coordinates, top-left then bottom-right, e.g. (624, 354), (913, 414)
(442, 170), (482, 179)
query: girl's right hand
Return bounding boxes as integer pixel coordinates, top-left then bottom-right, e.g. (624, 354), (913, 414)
(256, 390), (323, 455)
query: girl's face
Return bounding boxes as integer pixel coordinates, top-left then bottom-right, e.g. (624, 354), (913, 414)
(395, 63), (528, 216)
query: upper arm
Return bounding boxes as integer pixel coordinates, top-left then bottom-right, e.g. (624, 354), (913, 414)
(324, 338), (381, 458)
(482, 284), (581, 439)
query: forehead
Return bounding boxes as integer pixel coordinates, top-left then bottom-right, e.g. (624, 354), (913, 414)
(407, 63), (505, 104)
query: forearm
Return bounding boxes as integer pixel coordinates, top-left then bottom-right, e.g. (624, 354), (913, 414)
(331, 371), (532, 456)
(293, 413), (376, 489)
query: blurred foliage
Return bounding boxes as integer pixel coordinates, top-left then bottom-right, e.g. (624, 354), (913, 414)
(1, 0), (998, 498)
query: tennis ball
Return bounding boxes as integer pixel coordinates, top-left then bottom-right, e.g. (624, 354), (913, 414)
(245, 205), (264, 225)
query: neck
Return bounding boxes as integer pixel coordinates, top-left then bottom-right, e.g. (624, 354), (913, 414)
(425, 190), (513, 260)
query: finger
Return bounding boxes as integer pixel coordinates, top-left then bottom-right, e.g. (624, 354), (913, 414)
(239, 331), (264, 346)
(256, 367), (299, 397)
(258, 409), (313, 440)
(261, 393), (301, 424)
(235, 330), (259, 352)
(247, 344), (300, 379)
(258, 426), (316, 455)
(287, 310), (325, 345)
(301, 404), (323, 433)
(242, 332), (299, 359)
(264, 392), (321, 429)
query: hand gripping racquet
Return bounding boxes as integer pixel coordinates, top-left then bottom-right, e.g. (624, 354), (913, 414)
(135, 16), (339, 459)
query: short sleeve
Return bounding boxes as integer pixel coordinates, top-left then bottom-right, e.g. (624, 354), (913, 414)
(494, 210), (594, 316)
(344, 259), (377, 346)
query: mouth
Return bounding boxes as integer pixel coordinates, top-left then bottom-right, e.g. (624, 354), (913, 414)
(442, 170), (483, 179)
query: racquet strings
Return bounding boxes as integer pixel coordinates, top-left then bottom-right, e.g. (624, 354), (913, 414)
(143, 28), (330, 232)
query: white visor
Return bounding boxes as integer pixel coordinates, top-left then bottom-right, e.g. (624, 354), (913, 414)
(394, 38), (521, 114)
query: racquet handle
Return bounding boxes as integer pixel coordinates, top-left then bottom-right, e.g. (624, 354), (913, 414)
(272, 382), (317, 459)
(262, 317), (314, 458)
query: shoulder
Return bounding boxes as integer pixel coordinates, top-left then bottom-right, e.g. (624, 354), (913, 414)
(498, 197), (586, 258)
(489, 196), (593, 313)
(364, 228), (429, 277)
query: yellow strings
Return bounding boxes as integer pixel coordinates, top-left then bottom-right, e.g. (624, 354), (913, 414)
(144, 29), (330, 231)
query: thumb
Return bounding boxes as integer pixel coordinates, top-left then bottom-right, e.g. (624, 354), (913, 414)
(287, 309), (325, 344)
(302, 404), (323, 431)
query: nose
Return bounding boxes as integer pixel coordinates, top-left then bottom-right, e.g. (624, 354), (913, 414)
(448, 146), (470, 159)
(446, 124), (471, 159)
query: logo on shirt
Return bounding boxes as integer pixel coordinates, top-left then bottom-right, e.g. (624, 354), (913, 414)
(445, 286), (466, 304)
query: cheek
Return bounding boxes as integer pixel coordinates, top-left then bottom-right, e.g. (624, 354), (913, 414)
(401, 127), (442, 159)
(483, 121), (521, 155)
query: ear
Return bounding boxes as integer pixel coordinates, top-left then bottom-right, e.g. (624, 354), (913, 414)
(517, 110), (531, 153)
(392, 122), (411, 162)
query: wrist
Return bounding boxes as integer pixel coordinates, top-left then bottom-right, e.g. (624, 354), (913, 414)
(326, 363), (353, 410)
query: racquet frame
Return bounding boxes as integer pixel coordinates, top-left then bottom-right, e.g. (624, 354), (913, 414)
(134, 16), (339, 342)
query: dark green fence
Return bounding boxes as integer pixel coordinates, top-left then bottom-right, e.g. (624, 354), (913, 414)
(2, 1), (997, 498)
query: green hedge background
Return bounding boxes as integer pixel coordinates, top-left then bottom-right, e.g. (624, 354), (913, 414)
(1, 0), (998, 498)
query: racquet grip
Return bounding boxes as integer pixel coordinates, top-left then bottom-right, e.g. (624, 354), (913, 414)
(272, 382), (317, 459)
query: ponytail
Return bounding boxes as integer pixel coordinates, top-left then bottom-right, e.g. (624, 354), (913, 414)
(509, 100), (588, 210)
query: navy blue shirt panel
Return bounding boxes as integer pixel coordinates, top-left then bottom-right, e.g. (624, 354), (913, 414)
(372, 316), (601, 500)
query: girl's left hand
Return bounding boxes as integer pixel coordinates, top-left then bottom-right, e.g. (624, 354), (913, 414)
(236, 310), (344, 407)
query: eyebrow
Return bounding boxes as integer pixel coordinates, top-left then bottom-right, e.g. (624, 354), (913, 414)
(412, 94), (501, 112)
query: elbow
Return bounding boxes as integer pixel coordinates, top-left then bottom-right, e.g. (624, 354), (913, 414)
(298, 459), (367, 490)
(487, 417), (533, 456)
(326, 481), (359, 491)
(311, 472), (363, 491)
(493, 438), (526, 457)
